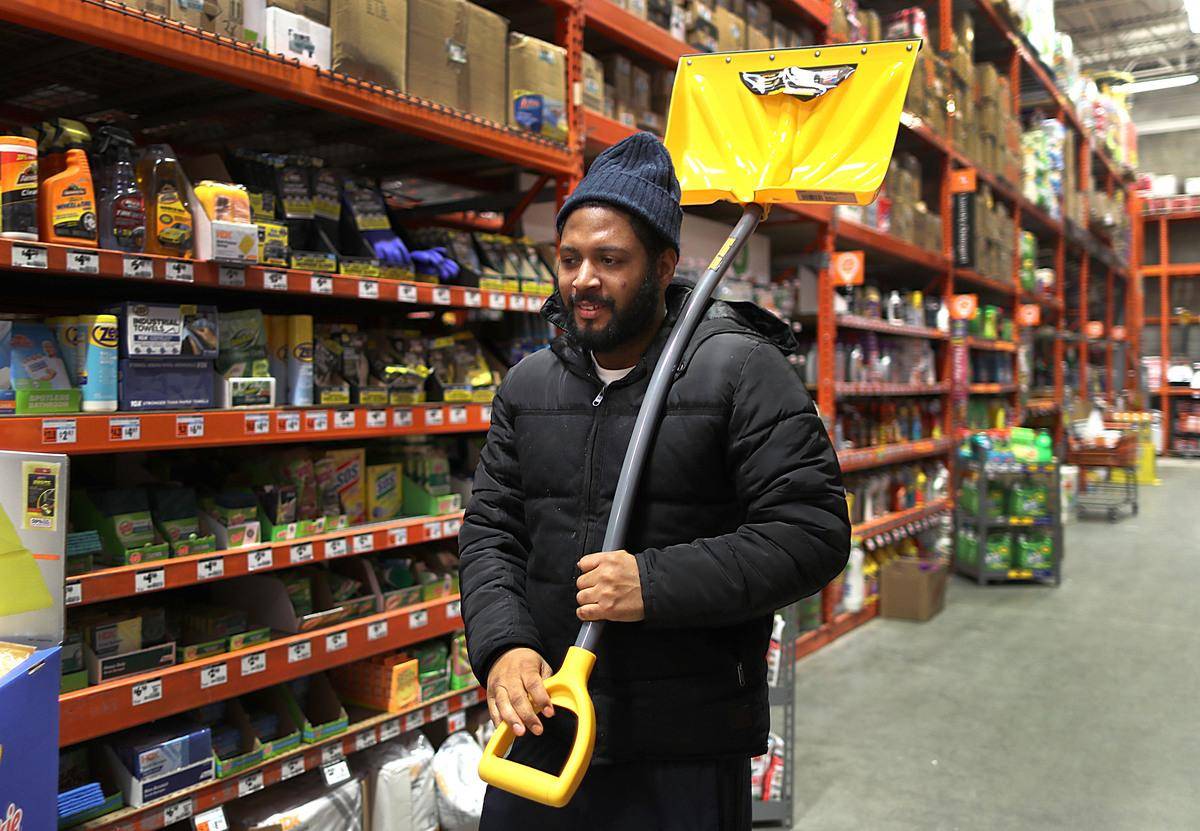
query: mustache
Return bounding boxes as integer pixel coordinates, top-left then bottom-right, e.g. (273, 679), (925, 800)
(569, 292), (615, 310)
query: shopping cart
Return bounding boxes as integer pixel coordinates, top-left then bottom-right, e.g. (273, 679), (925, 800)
(1065, 431), (1139, 522)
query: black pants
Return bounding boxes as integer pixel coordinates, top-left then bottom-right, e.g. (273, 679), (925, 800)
(480, 723), (751, 831)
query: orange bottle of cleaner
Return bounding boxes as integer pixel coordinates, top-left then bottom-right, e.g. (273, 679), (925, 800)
(39, 147), (98, 247)
(136, 144), (194, 258)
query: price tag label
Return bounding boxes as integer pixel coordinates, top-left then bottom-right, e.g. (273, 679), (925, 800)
(65, 582), (82, 606)
(123, 255), (154, 280)
(278, 411), (301, 433)
(353, 533), (374, 553)
(464, 290), (482, 307)
(163, 798), (193, 824)
(67, 250), (99, 274)
(199, 663), (227, 690)
(241, 652), (267, 676)
(42, 418), (77, 445)
(379, 719), (401, 742)
(280, 756), (306, 781)
(326, 631), (348, 652)
(398, 284), (418, 303)
(288, 640), (312, 663)
(488, 292), (507, 310)
(325, 537), (348, 558)
(393, 408), (413, 428)
(334, 409), (356, 429)
(358, 279), (379, 299)
(12, 243), (47, 269)
(132, 678), (163, 707)
(247, 549), (273, 571)
(446, 600), (461, 619)
(238, 771), (264, 797)
(135, 568), (165, 594)
(165, 260), (194, 283)
(387, 527), (408, 547)
(368, 620), (388, 641)
(307, 410), (329, 432)
(424, 522), (444, 540)
(244, 412), (271, 435)
(482, 405), (492, 423)
(366, 410), (387, 428)
(322, 744), (345, 766)
(193, 806), (228, 831)
(290, 542), (314, 564)
(197, 557), (224, 581)
(109, 416), (141, 442)
(432, 287), (451, 305)
(529, 295), (546, 313)
(219, 266), (245, 287)
(510, 295), (528, 311)
(462, 688), (482, 706)
(408, 609), (429, 630)
(447, 710), (467, 733)
(425, 408), (444, 427)
(176, 415), (205, 439)
(355, 729), (378, 751)
(310, 274), (334, 295)
(322, 759), (352, 787)
(449, 405), (468, 425)
(404, 710), (426, 731)
(443, 518), (462, 537)
(431, 700), (450, 720)
(264, 270), (289, 291)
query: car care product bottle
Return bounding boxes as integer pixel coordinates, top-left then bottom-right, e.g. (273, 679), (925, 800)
(0, 135), (39, 240)
(40, 143), (98, 247)
(95, 127), (146, 252)
(137, 143), (193, 257)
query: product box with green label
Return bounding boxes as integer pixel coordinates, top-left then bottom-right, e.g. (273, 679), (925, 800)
(239, 688), (302, 759)
(2, 320), (83, 414)
(150, 487), (217, 558)
(72, 489), (170, 566)
(212, 560), (379, 634)
(984, 531), (1012, 572)
(280, 673), (348, 744)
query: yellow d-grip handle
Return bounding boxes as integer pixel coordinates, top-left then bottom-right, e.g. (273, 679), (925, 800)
(478, 646), (597, 808)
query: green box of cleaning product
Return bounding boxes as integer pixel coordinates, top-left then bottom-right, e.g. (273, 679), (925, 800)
(228, 627), (271, 652)
(984, 531), (1012, 572)
(60, 669), (88, 693)
(180, 638), (227, 664)
(366, 463), (403, 523)
(382, 585), (424, 611)
(280, 674), (349, 744)
(14, 389), (82, 414)
(419, 669), (450, 701)
(402, 476), (462, 517)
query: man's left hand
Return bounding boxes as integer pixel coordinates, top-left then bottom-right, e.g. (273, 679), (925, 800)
(576, 550), (645, 622)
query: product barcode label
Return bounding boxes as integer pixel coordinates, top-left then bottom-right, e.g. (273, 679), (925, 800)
(481, 405), (492, 423)
(431, 700), (450, 720)
(353, 533), (374, 553)
(387, 527), (408, 547)
(131, 678), (162, 707)
(199, 663), (227, 690)
(334, 409), (356, 429)
(162, 798), (193, 824)
(443, 518), (462, 536)
(404, 710), (426, 731)
(366, 410), (386, 428)
(322, 744), (344, 765)
(322, 759), (352, 787)
(65, 582), (82, 606)
(393, 408), (413, 428)
(326, 631), (348, 652)
(290, 542), (314, 564)
(464, 290), (482, 307)
(42, 418), (77, 445)
(424, 408), (444, 427)
(379, 719), (401, 742)
(247, 549), (273, 571)
(123, 255), (153, 280)
(307, 410), (329, 432)
(175, 415), (205, 439)
(488, 292), (507, 310)
(165, 260), (194, 283)
(238, 771), (264, 797)
(264, 270), (289, 290)
(368, 620), (388, 641)
(462, 688), (482, 706)
(67, 250), (99, 274)
(432, 287), (451, 305)
(510, 295), (528, 311)
(278, 411), (301, 433)
(397, 284), (418, 303)
(325, 537), (348, 558)
(355, 729), (378, 751)
(424, 522), (443, 540)
(244, 413), (270, 434)
(193, 806), (228, 831)
(408, 609), (429, 630)
(12, 244), (47, 269)
(109, 417), (141, 442)
(218, 266), (245, 287)
(529, 295), (545, 313)
(241, 652), (267, 676)
(449, 405), (468, 425)
(197, 557), (224, 581)
(447, 710), (467, 733)
(357, 279), (379, 299)
(446, 600), (461, 619)
(310, 274), (333, 295)
(135, 568), (165, 594)
(288, 640), (312, 663)
(279, 757), (306, 781)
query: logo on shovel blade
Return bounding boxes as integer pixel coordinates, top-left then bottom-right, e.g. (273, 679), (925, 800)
(740, 65), (856, 100)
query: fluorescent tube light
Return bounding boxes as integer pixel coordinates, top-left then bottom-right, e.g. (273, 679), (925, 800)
(1113, 73), (1199, 94)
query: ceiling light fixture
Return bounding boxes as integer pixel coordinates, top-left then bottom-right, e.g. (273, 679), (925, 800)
(1184, 0), (1200, 35)
(1113, 73), (1199, 94)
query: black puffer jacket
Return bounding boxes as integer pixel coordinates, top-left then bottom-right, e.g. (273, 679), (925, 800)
(459, 283), (849, 762)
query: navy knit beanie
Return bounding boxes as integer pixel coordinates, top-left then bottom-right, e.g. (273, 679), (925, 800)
(556, 132), (682, 254)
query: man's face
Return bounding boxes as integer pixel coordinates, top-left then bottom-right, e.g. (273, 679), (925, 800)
(557, 205), (667, 353)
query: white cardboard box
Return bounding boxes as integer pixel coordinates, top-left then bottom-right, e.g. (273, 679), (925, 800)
(264, 6), (331, 69)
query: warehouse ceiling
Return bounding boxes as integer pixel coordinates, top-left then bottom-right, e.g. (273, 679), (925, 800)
(1056, 0), (1199, 76)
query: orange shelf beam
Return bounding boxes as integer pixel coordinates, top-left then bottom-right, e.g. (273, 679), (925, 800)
(969, 383), (1018, 394)
(851, 497), (951, 545)
(583, 108), (637, 154)
(836, 219), (952, 272)
(837, 438), (956, 473)
(795, 602), (879, 662)
(836, 314), (949, 340)
(967, 337), (1017, 353)
(837, 382), (952, 397)
(954, 267), (1017, 296)
(582, 0), (691, 66)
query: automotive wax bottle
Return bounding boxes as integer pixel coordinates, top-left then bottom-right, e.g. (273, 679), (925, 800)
(96, 127), (146, 252)
(79, 314), (118, 412)
(137, 144), (193, 257)
(0, 136), (39, 240)
(39, 147), (98, 247)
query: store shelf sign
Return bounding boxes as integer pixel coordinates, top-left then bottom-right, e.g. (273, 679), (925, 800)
(278, 411), (301, 433)
(166, 261), (194, 283)
(368, 620), (388, 641)
(123, 256), (153, 280)
(264, 271), (289, 291)
(1016, 304), (1040, 327)
(12, 244), (47, 269)
(65, 582), (82, 606)
(67, 250), (99, 274)
(322, 759), (352, 787)
(42, 418), (77, 445)
(238, 771), (264, 797)
(247, 549), (273, 571)
(326, 631), (348, 652)
(199, 663), (227, 690)
(1086, 321), (1104, 339)
(131, 678), (162, 707)
(135, 568), (165, 594)
(176, 415), (205, 439)
(353, 533), (374, 554)
(163, 798), (193, 824)
(408, 609), (429, 630)
(831, 251), (864, 286)
(388, 527), (408, 547)
(109, 416), (141, 442)
(398, 284), (419, 303)
(358, 279), (380, 299)
(326, 537), (348, 558)
(193, 806), (229, 831)
(380, 719), (401, 741)
(950, 294), (978, 321)
(288, 640), (312, 663)
(280, 757), (306, 781)
(219, 266), (245, 287)
(950, 168), (977, 193)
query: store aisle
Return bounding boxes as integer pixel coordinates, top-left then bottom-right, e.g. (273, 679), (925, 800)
(790, 461), (1200, 831)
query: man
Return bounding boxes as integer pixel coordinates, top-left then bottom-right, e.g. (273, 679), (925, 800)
(459, 132), (850, 829)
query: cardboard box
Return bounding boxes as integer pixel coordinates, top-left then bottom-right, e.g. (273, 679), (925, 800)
(128, 0), (170, 14)
(281, 673), (349, 743)
(631, 65), (652, 113)
(508, 33), (567, 142)
(206, 0), (245, 39)
(119, 358), (215, 411)
(240, 687), (303, 758)
(331, 0), (407, 90)
(714, 7), (745, 51)
(268, 0), (329, 25)
(106, 722), (213, 807)
(264, 6), (332, 69)
(582, 52), (605, 112)
(170, 0), (207, 27)
(603, 54), (634, 105)
(407, 0), (508, 125)
(880, 558), (948, 621)
(745, 24), (770, 50)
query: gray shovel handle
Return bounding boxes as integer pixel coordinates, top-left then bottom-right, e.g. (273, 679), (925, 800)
(575, 203), (765, 653)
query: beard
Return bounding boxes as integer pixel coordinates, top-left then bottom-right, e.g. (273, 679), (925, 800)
(565, 268), (662, 353)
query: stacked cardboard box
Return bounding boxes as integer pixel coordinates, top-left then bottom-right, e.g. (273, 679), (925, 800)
(904, 49), (951, 139)
(508, 33), (568, 141)
(955, 184), (1015, 283)
(847, 153), (943, 256)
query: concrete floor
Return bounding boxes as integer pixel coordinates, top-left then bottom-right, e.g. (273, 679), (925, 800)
(790, 459), (1200, 831)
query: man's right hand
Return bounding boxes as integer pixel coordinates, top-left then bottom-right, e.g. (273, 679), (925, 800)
(487, 647), (555, 737)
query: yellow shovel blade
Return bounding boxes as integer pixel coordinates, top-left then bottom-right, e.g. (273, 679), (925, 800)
(664, 39), (922, 206)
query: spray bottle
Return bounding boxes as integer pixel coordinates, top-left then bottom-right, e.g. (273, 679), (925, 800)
(95, 127), (146, 253)
(136, 143), (194, 257)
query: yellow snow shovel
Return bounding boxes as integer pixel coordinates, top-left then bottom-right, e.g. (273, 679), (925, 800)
(479, 38), (921, 809)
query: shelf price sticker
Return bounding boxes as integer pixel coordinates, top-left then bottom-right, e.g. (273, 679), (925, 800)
(446, 710), (467, 733)
(325, 537), (348, 558)
(464, 290), (482, 307)
(488, 292), (507, 310)
(12, 243), (48, 269)
(334, 409), (357, 429)
(380, 719), (401, 742)
(424, 407), (445, 427)
(135, 568), (165, 594)
(449, 405), (468, 425)
(65, 582), (82, 606)
(358, 279), (380, 300)
(42, 418), (77, 445)
(290, 542), (314, 564)
(218, 266), (245, 287)
(462, 688), (482, 706)
(278, 411), (301, 433)
(244, 413), (270, 435)
(408, 609), (429, 630)
(432, 287), (452, 305)
(510, 294), (528, 312)
(424, 521), (444, 540)
(310, 274), (334, 295)
(481, 405), (492, 423)
(443, 518), (462, 537)
(398, 284), (419, 303)
(67, 250), (99, 274)
(353, 533), (375, 554)
(176, 414), (205, 439)
(109, 416), (141, 442)
(306, 410), (329, 432)
(132, 678), (163, 707)
(199, 663), (228, 690)
(123, 255), (154, 280)
(238, 771), (265, 797)
(322, 759), (352, 787)
(197, 556), (224, 581)
(241, 651), (267, 676)
(264, 270), (289, 291)
(165, 260), (194, 283)
(446, 600), (462, 619)
(387, 526), (408, 548)
(322, 744), (344, 766)
(355, 729), (378, 751)
(288, 640), (312, 663)
(326, 630), (349, 653)
(431, 700), (450, 720)
(280, 756), (306, 781)
(193, 806), (229, 831)
(163, 798), (193, 825)
(404, 710), (426, 731)
(247, 548), (273, 571)
(366, 410), (387, 429)
(393, 408), (413, 428)
(368, 620), (388, 641)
